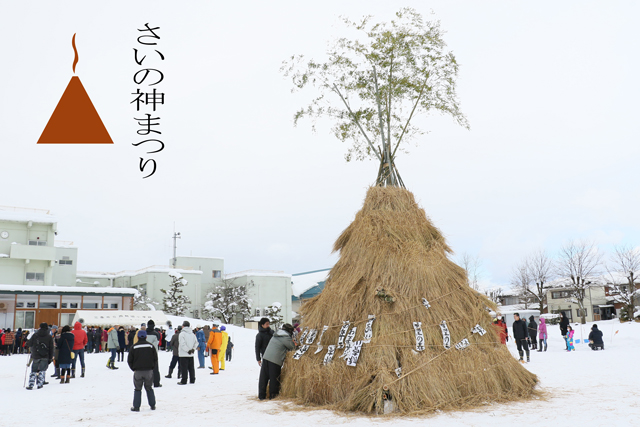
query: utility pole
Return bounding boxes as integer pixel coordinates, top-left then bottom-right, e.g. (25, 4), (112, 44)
(172, 226), (181, 268)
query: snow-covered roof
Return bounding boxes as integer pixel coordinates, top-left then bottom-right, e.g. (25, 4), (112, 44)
(175, 255), (224, 260)
(0, 284), (137, 295)
(291, 268), (330, 297)
(77, 266), (202, 279)
(0, 206), (57, 225)
(225, 269), (292, 280)
(72, 310), (168, 327)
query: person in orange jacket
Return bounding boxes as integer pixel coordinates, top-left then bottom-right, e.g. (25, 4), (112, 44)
(206, 322), (222, 374)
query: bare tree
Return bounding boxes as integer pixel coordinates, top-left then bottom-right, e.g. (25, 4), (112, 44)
(526, 250), (555, 315)
(459, 253), (482, 291)
(556, 240), (602, 324)
(510, 260), (532, 309)
(606, 245), (640, 321)
(485, 286), (504, 304)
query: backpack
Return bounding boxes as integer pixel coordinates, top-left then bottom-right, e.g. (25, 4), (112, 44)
(35, 337), (49, 358)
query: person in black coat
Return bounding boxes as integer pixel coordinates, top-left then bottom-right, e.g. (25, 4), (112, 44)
(127, 330), (158, 412)
(26, 323), (54, 390)
(588, 324), (605, 350)
(57, 325), (75, 384)
(528, 316), (538, 350)
(559, 313), (570, 350)
(255, 318), (274, 366)
(512, 313), (530, 362)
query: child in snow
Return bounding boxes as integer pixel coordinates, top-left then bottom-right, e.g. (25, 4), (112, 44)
(537, 318), (548, 352)
(566, 326), (575, 351)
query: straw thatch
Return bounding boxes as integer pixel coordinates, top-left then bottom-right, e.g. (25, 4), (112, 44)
(280, 186), (538, 414)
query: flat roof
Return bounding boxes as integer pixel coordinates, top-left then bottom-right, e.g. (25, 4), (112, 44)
(0, 284), (137, 296)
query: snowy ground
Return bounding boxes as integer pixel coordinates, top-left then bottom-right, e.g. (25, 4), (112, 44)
(2, 318), (638, 427)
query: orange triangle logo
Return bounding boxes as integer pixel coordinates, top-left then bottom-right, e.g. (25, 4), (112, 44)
(38, 34), (113, 144)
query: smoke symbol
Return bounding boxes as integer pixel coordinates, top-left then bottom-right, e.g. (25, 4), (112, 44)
(72, 33), (79, 73)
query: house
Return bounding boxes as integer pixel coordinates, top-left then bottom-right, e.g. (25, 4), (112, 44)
(545, 282), (609, 322)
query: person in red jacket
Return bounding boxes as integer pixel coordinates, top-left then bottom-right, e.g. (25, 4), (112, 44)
(71, 322), (88, 378)
(493, 317), (508, 345)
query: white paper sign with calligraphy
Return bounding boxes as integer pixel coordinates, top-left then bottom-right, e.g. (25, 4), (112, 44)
(299, 328), (309, 343)
(422, 298), (431, 309)
(395, 367), (402, 378)
(363, 315), (375, 343)
(472, 324), (487, 336)
(455, 338), (470, 350)
(346, 340), (363, 367)
(306, 329), (318, 345)
(340, 326), (358, 359)
(413, 322), (425, 351)
(440, 320), (451, 349)
(314, 325), (329, 354)
(323, 345), (336, 365)
(293, 345), (310, 360)
(337, 321), (350, 349)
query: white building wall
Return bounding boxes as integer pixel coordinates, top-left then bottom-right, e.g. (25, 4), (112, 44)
(52, 247), (78, 286)
(228, 272), (293, 324)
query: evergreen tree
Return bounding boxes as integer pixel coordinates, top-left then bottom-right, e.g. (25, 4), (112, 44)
(203, 279), (253, 324)
(161, 270), (191, 316)
(263, 302), (283, 329)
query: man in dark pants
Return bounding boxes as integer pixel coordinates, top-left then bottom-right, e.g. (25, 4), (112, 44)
(127, 330), (157, 412)
(258, 324), (295, 400)
(177, 321), (198, 385)
(512, 313), (530, 363)
(559, 312), (570, 350)
(165, 325), (181, 378)
(255, 317), (273, 367)
(26, 322), (54, 390)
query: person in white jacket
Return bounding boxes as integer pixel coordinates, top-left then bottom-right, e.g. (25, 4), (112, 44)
(177, 321), (199, 385)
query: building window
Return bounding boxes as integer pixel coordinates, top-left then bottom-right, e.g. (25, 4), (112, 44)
(15, 311), (35, 329)
(82, 303), (99, 309)
(551, 291), (571, 299)
(28, 240), (47, 246)
(103, 303), (109, 309)
(16, 302), (24, 308)
(61, 303), (68, 308)
(69, 303), (78, 309)
(110, 303), (118, 309)
(40, 302), (58, 308)
(59, 260), (73, 265)
(213, 270), (221, 278)
(26, 302), (36, 308)
(26, 272), (45, 281)
(60, 313), (74, 327)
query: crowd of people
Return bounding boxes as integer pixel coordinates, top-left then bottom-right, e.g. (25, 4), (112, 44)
(492, 312), (606, 363)
(11, 312), (611, 408)
(0, 328), (30, 355)
(17, 318), (236, 411)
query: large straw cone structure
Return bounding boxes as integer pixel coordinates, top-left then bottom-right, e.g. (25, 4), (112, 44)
(280, 186), (537, 414)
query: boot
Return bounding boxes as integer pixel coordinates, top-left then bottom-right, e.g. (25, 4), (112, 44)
(111, 360), (119, 370)
(165, 369), (172, 379)
(71, 369), (76, 379)
(544, 343), (547, 351)
(52, 367), (60, 378)
(60, 375), (65, 384)
(106, 359), (111, 369)
(81, 367), (85, 378)
(518, 350), (523, 361)
(27, 372), (37, 389)
(526, 350), (530, 363)
(65, 375), (70, 383)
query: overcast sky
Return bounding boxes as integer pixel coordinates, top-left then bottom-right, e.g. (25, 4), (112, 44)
(1, 1), (638, 289)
